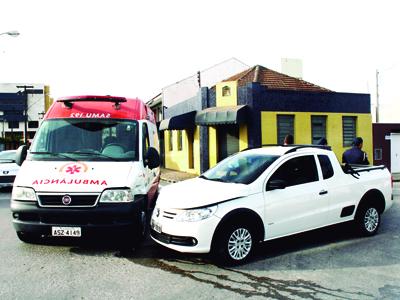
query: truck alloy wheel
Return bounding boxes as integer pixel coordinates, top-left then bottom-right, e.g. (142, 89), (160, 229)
(213, 223), (255, 266)
(228, 228), (253, 261)
(356, 204), (380, 236)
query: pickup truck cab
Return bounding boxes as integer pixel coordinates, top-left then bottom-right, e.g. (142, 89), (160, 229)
(11, 95), (160, 245)
(150, 145), (392, 265)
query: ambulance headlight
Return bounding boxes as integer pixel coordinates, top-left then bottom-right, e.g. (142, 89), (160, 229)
(12, 187), (37, 201)
(99, 189), (134, 203)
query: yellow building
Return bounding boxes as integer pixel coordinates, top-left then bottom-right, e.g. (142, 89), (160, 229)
(160, 65), (372, 174)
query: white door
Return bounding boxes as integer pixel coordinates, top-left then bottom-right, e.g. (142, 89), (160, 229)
(263, 155), (327, 239)
(391, 133), (400, 173)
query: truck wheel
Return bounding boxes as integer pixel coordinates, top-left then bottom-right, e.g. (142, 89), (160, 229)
(16, 232), (41, 244)
(355, 204), (380, 236)
(212, 222), (255, 266)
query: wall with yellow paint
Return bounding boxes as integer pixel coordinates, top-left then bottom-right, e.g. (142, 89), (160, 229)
(209, 126), (218, 168)
(239, 124), (248, 151)
(216, 81), (237, 107)
(261, 111), (373, 163)
(164, 128), (201, 174)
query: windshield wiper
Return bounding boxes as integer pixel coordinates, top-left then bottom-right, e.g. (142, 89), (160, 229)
(199, 174), (227, 182)
(30, 151), (78, 161)
(65, 151), (119, 161)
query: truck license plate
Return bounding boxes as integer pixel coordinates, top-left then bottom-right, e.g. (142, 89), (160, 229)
(151, 219), (162, 233)
(52, 226), (81, 237)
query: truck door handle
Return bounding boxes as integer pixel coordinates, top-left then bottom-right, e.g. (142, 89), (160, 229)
(319, 190), (328, 195)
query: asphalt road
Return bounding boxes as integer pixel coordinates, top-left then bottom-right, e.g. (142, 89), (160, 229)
(0, 183), (400, 300)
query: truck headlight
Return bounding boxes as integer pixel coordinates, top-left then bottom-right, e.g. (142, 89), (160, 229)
(99, 189), (134, 203)
(175, 206), (217, 222)
(12, 187), (37, 201)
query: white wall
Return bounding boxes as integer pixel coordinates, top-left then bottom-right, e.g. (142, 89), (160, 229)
(162, 58), (249, 108)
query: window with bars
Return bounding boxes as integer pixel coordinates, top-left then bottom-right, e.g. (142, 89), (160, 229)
(277, 115), (294, 144)
(177, 130), (183, 151)
(311, 116), (327, 144)
(168, 131), (173, 151)
(342, 116), (357, 147)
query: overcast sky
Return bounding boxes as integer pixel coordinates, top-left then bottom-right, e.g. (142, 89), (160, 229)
(1, 0), (399, 118)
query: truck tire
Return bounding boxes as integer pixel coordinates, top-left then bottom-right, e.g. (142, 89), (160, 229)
(212, 221), (256, 266)
(16, 232), (41, 244)
(355, 204), (381, 236)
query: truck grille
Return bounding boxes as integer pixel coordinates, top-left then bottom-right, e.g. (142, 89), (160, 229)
(38, 194), (99, 207)
(162, 210), (177, 219)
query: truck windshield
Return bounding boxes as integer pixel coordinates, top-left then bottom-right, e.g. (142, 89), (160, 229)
(30, 119), (139, 162)
(201, 152), (279, 184)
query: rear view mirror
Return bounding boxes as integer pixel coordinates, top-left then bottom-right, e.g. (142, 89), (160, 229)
(266, 179), (287, 191)
(15, 145), (28, 166)
(145, 147), (160, 169)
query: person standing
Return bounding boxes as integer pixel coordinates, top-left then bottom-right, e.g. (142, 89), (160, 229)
(342, 137), (369, 165)
(283, 134), (294, 145)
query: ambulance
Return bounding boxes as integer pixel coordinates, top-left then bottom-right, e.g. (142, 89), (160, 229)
(11, 95), (160, 246)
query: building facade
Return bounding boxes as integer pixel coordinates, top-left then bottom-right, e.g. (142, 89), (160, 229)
(160, 65), (372, 175)
(0, 83), (53, 150)
(373, 123), (400, 173)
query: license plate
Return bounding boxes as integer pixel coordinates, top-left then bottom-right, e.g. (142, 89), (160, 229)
(51, 226), (81, 237)
(151, 219), (162, 233)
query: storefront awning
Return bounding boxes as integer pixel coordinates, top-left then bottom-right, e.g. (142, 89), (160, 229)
(195, 105), (248, 126)
(159, 111), (197, 131)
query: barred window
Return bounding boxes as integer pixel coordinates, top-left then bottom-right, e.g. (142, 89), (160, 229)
(168, 131), (173, 151)
(177, 130), (183, 151)
(311, 116), (327, 144)
(342, 116), (357, 147)
(277, 115), (294, 144)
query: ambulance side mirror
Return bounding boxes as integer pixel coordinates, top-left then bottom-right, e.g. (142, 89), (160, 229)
(145, 147), (160, 169)
(15, 145), (28, 166)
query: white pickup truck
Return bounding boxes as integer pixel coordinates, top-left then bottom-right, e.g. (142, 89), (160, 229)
(150, 145), (393, 265)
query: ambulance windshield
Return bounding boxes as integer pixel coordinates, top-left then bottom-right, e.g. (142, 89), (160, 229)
(30, 119), (139, 161)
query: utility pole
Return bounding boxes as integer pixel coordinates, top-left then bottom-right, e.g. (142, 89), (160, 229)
(376, 70), (379, 123)
(16, 85), (33, 145)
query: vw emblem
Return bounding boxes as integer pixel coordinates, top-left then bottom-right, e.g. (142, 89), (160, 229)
(62, 195), (72, 206)
(3, 171), (9, 175)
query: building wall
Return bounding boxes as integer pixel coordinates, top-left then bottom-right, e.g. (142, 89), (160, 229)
(162, 58), (248, 108)
(216, 81), (237, 107)
(372, 123), (400, 170)
(261, 111), (373, 162)
(164, 127), (201, 174)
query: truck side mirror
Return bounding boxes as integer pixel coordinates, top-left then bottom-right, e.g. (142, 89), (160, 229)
(266, 179), (287, 191)
(15, 145), (28, 166)
(145, 147), (160, 169)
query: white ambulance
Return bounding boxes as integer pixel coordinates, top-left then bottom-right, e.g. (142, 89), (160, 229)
(11, 95), (160, 246)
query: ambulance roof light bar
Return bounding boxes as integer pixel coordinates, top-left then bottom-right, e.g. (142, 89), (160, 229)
(57, 96), (127, 109)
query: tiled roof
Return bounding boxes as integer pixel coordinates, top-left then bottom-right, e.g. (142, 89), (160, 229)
(223, 65), (331, 92)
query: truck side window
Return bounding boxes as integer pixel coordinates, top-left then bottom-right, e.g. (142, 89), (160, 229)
(142, 123), (150, 162)
(318, 155), (334, 179)
(269, 155), (318, 187)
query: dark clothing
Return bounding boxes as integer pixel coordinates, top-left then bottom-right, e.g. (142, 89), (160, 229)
(342, 146), (369, 165)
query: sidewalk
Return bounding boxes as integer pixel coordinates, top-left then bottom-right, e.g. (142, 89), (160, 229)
(160, 168), (197, 183)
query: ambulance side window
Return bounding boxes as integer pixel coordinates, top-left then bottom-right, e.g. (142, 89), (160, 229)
(142, 123), (150, 163)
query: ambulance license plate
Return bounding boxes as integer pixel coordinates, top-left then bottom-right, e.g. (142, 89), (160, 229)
(52, 226), (81, 237)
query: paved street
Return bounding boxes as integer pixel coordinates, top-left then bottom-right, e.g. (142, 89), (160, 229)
(0, 183), (400, 299)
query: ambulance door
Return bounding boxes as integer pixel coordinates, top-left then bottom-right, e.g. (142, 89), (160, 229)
(141, 122), (158, 207)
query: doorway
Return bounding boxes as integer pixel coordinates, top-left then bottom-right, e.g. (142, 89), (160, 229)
(217, 125), (239, 162)
(391, 133), (400, 173)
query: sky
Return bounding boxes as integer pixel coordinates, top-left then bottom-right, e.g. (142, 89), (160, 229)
(0, 0), (399, 121)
